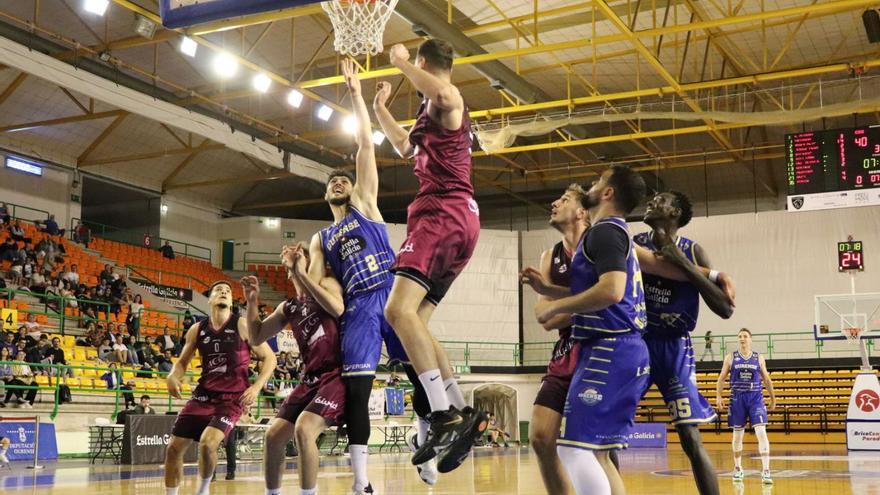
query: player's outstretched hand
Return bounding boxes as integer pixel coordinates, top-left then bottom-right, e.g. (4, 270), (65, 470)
(717, 272), (737, 307)
(341, 58), (361, 96)
(520, 267), (550, 295)
(374, 81), (392, 109)
(240, 276), (260, 305)
(280, 244), (296, 270)
(167, 375), (182, 399)
(239, 385), (260, 407)
(389, 43), (410, 66)
(715, 395), (726, 411)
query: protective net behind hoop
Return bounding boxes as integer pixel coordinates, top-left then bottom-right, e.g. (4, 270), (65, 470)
(322, 0), (399, 56)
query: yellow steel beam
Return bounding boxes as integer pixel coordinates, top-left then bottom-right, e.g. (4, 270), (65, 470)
(0, 72), (27, 106)
(161, 140), (213, 190)
(0, 109), (126, 133)
(165, 172), (295, 191)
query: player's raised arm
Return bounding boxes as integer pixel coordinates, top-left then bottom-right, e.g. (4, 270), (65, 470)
(716, 352), (733, 411)
(342, 59), (381, 220)
(758, 354), (776, 411)
(166, 321), (199, 399)
(389, 43), (463, 114)
(636, 243), (736, 310)
(373, 81), (412, 158)
(296, 238), (345, 319)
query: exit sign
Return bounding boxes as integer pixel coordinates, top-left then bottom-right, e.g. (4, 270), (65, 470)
(283, 231), (296, 239)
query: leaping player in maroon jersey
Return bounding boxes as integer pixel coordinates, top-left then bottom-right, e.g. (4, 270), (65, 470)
(373, 39), (488, 474)
(163, 281), (276, 495)
(242, 243), (348, 495)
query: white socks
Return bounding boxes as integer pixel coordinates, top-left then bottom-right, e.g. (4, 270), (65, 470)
(417, 417), (430, 445)
(755, 425), (770, 471)
(196, 476), (212, 495)
(301, 489), (317, 495)
(419, 369), (451, 412)
(266, 490), (282, 495)
(349, 444), (369, 491)
(732, 428), (744, 470)
(165, 488), (179, 495)
(557, 446), (611, 495)
(444, 378), (466, 409)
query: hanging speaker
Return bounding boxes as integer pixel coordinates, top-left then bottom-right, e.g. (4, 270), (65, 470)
(864, 9), (880, 44)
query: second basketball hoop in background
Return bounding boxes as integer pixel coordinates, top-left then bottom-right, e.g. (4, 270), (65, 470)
(322, 0), (399, 56)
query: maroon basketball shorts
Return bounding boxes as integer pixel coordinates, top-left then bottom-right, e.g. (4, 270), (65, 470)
(534, 335), (582, 415)
(172, 392), (244, 441)
(277, 370), (345, 426)
(392, 192), (480, 305)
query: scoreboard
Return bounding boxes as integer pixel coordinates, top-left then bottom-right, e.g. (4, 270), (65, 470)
(838, 240), (864, 272)
(786, 125), (880, 211)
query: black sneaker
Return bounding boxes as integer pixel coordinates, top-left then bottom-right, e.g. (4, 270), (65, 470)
(436, 406), (489, 473)
(411, 407), (469, 465)
(225, 471), (235, 480)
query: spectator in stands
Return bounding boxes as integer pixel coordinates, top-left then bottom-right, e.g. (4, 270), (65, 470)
(123, 335), (140, 367)
(97, 337), (113, 362)
(1, 332), (15, 357)
(73, 221), (91, 247)
(37, 214), (64, 237)
(120, 380), (135, 409)
(100, 362), (120, 389)
(76, 322), (99, 347)
(158, 326), (178, 355)
(700, 331), (716, 362)
(80, 306), (97, 329)
(45, 337), (73, 379)
(159, 240), (175, 260)
(9, 255), (25, 286)
(157, 350), (173, 373)
(138, 337), (159, 370)
(262, 376), (277, 410)
(58, 280), (77, 309)
(112, 334), (129, 364)
(0, 347), (13, 408)
(275, 351), (289, 378)
(27, 268), (49, 300)
(63, 264), (80, 285)
(21, 314), (41, 343)
(0, 237), (15, 261)
(387, 371), (401, 387)
(134, 395), (156, 415)
(127, 295), (143, 338)
(276, 372), (294, 399)
(0, 202), (9, 225)
(7, 350), (36, 408)
(99, 265), (113, 284)
(8, 220), (31, 244)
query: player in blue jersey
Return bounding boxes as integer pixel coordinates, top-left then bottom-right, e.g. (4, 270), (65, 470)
(302, 60), (432, 493)
(716, 328), (776, 485)
(533, 165), (649, 495)
(634, 191), (735, 495)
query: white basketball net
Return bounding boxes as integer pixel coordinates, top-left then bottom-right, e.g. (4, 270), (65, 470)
(842, 327), (864, 345)
(322, 0), (399, 56)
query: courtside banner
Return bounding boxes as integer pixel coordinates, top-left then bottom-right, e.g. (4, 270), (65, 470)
(0, 421), (57, 460)
(131, 278), (193, 302)
(123, 415), (197, 464)
(626, 423), (667, 448)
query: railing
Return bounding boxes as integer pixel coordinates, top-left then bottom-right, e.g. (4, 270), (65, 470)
(3, 201), (51, 223)
(70, 218), (212, 262)
(125, 263), (211, 291)
(241, 251), (284, 271)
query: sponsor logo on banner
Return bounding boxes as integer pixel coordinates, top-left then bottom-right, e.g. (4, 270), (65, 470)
(788, 190), (880, 212)
(626, 422), (667, 448)
(131, 278), (193, 302)
(0, 422), (58, 461)
(791, 196), (804, 209)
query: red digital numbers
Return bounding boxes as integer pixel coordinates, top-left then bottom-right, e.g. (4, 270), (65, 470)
(839, 241), (865, 271)
(855, 136), (869, 147)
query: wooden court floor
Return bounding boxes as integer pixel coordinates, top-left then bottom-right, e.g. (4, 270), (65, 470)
(2, 443), (877, 494)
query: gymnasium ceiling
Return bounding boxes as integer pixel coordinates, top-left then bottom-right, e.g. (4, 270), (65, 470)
(0, 0), (878, 224)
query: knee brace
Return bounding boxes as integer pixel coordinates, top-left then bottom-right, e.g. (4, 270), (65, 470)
(732, 428), (744, 454)
(754, 425), (770, 455)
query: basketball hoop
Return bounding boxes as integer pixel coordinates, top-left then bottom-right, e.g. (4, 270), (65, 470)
(842, 327), (864, 345)
(322, 0), (399, 56)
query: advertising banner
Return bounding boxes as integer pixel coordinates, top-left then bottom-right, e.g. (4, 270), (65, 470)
(122, 414), (197, 464)
(0, 421), (57, 460)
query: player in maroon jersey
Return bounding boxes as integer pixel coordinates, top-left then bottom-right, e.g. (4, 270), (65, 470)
(163, 281), (276, 495)
(373, 38), (487, 473)
(241, 243), (348, 495)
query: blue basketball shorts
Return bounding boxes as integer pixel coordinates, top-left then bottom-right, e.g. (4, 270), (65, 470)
(728, 391), (768, 429)
(339, 288), (408, 377)
(645, 334), (717, 425)
(557, 335), (651, 450)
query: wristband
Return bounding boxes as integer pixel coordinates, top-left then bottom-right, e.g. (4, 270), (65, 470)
(709, 270), (720, 283)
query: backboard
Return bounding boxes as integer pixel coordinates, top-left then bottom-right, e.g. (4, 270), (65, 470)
(160, 0), (323, 29)
(814, 292), (880, 341)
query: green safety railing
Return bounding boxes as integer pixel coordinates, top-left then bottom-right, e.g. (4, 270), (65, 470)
(125, 263), (211, 291)
(1, 201), (51, 223)
(241, 251), (284, 271)
(70, 217), (212, 262)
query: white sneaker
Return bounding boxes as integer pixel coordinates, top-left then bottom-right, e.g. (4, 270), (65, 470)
(347, 483), (374, 495)
(761, 469), (773, 484)
(406, 431), (438, 486)
(0, 453), (8, 464)
(732, 467), (744, 482)
(21, 403), (32, 409)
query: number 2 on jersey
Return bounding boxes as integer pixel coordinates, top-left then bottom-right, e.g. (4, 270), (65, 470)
(365, 254), (379, 272)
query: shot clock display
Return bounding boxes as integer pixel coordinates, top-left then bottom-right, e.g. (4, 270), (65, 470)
(838, 241), (864, 272)
(786, 125), (880, 211)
